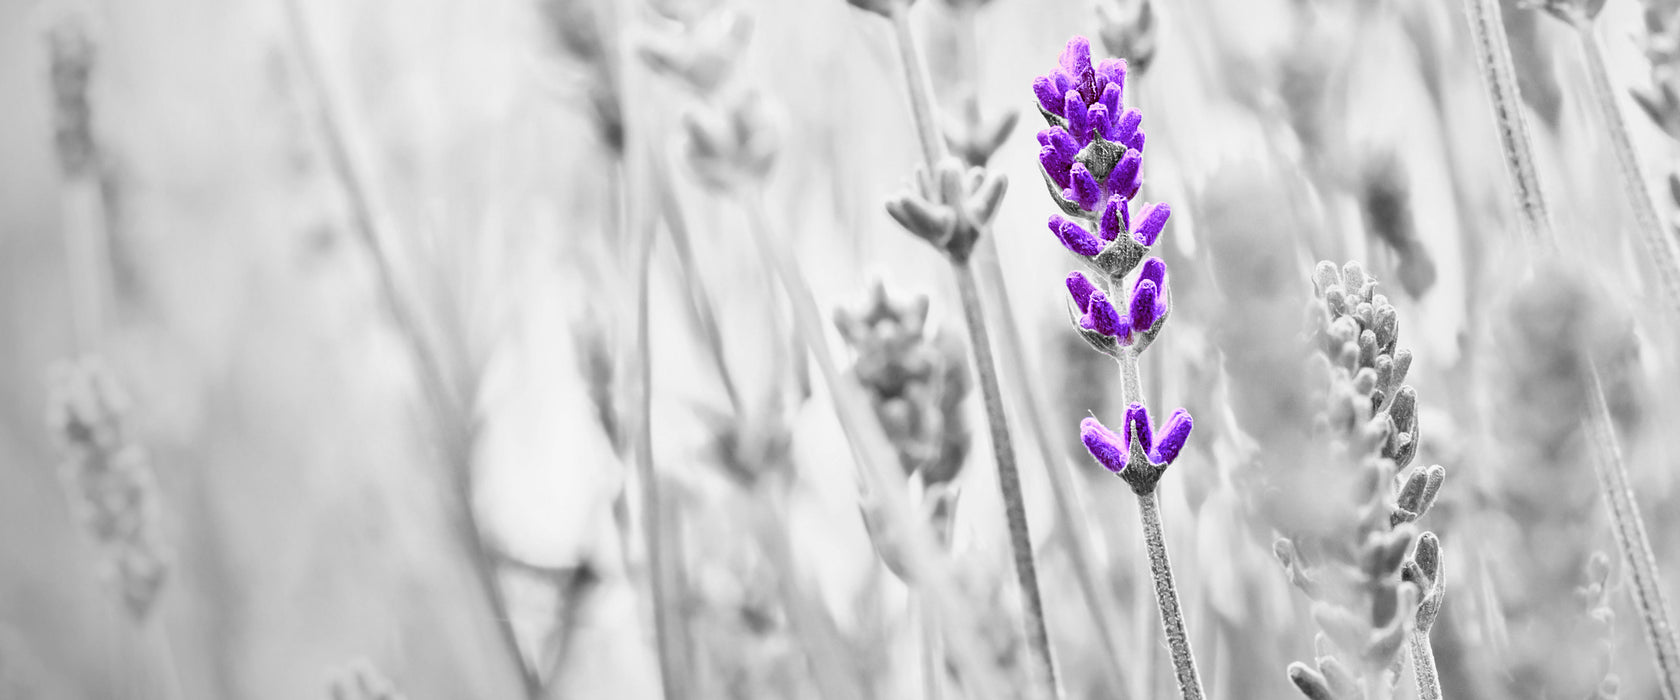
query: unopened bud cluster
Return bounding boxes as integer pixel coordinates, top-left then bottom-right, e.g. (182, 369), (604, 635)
(835, 282), (971, 488)
(1277, 261), (1448, 699)
(48, 358), (168, 619)
(641, 3), (777, 189)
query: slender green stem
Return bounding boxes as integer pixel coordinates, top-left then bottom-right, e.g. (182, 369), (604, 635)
(1409, 628), (1442, 700)
(1576, 23), (1680, 314)
(1136, 489), (1205, 700)
(953, 262), (1060, 698)
(1584, 366), (1680, 700)
(1461, 0), (1552, 243)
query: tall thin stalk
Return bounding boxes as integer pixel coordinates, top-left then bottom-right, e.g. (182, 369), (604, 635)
(882, 4), (1060, 694)
(279, 2), (536, 695)
(1572, 19), (1680, 313)
(739, 190), (1010, 700)
(1461, 0), (1680, 696)
(1410, 630), (1442, 700)
(1115, 349), (1203, 700)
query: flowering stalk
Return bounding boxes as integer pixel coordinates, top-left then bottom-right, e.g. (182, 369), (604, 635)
(848, 0), (1059, 694)
(280, 2), (536, 695)
(1461, 0), (1680, 694)
(930, 2), (1134, 688)
(1031, 35), (1205, 699)
(1531, 0), (1680, 314)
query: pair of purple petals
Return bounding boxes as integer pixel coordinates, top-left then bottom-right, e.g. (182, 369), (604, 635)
(1039, 129), (1143, 210)
(1066, 259), (1168, 341)
(1047, 199), (1170, 256)
(1081, 403), (1193, 473)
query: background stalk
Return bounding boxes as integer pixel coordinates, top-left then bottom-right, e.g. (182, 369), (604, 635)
(953, 262), (1061, 697)
(739, 189), (1011, 700)
(1573, 23), (1680, 313)
(882, 3), (1061, 693)
(1461, 0), (1680, 695)
(279, 1), (537, 694)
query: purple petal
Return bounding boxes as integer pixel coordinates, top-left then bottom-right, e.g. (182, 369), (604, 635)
(1050, 215), (1103, 256)
(1033, 76), (1063, 116)
(1099, 196), (1125, 242)
(1040, 146), (1072, 189)
(1112, 108), (1143, 146)
(1066, 271), (1099, 313)
(1083, 290), (1126, 336)
(1080, 417), (1128, 473)
(1124, 402), (1152, 455)
(1088, 104), (1111, 143)
(1133, 202), (1170, 246)
(1151, 409), (1193, 465)
(1138, 257), (1166, 290)
(1105, 150), (1141, 198)
(1059, 37), (1094, 96)
(1124, 129), (1146, 153)
(1096, 58), (1128, 97)
(1066, 163), (1102, 211)
(1098, 85), (1123, 139)
(1064, 91), (1089, 142)
(1120, 167), (1143, 200)
(1042, 126), (1080, 157)
(1130, 279), (1160, 331)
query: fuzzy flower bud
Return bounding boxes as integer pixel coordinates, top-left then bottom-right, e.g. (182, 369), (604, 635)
(887, 157), (1008, 262)
(1080, 403), (1193, 494)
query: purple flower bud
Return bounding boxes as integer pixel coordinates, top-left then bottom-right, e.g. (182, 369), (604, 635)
(1040, 146), (1072, 189)
(1096, 58), (1127, 98)
(1151, 409), (1193, 465)
(1130, 278), (1160, 330)
(1049, 215), (1104, 256)
(1059, 37), (1096, 100)
(1133, 202), (1170, 245)
(1080, 417), (1128, 473)
(1033, 76), (1063, 116)
(1099, 196), (1125, 241)
(1082, 289), (1126, 336)
(1064, 91), (1089, 141)
(1138, 256), (1167, 291)
(1066, 163), (1102, 210)
(1088, 104), (1111, 143)
(1125, 402), (1153, 454)
(1124, 129), (1146, 153)
(1066, 271), (1100, 313)
(1106, 150), (1141, 199)
(1112, 108), (1143, 145)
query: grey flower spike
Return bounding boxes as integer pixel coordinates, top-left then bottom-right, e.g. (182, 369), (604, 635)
(1406, 532), (1445, 632)
(887, 157), (1007, 262)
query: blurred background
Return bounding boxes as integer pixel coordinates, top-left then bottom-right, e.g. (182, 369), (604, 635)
(3, 0), (1680, 697)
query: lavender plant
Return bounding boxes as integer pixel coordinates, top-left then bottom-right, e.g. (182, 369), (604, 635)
(1031, 35), (1205, 700)
(1462, 0), (1680, 693)
(1273, 262), (1446, 700)
(844, 1), (1057, 695)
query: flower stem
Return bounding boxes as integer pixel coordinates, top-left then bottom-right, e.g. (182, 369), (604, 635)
(1575, 23), (1680, 314)
(1460, 0), (1552, 243)
(953, 261), (1061, 698)
(1136, 488), (1205, 700)
(740, 190), (1011, 700)
(279, 2), (537, 695)
(1584, 366), (1680, 700)
(1409, 628), (1443, 700)
(972, 250), (1133, 694)
(888, 2), (945, 171)
(630, 162), (689, 700)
